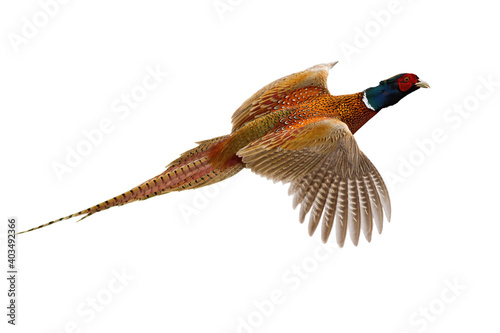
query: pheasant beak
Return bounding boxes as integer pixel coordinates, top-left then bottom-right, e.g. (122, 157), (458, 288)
(415, 80), (430, 89)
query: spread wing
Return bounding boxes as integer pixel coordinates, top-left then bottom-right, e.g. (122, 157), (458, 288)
(231, 62), (337, 132)
(237, 118), (391, 247)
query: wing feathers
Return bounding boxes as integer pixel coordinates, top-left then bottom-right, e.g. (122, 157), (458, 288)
(334, 180), (349, 247)
(357, 178), (373, 242)
(370, 169), (392, 221)
(298, 159), (330, 223)
(231, 62), (337, 132)
(239, 117), (391, 246)
(347, 178), (361, 246)
(308, 169), (334, 236)
(364, 174), (384, 234)
(290, 173), (314, 209)
(320, 175), (340, 242)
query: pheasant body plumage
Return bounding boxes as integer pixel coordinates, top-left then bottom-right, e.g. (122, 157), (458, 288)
(20, 61), (429, 247)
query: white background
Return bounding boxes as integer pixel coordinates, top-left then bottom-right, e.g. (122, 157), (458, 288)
(1, 0), (499, 332)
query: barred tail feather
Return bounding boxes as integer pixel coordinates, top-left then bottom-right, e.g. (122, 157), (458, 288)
(19, 135), (244, 235)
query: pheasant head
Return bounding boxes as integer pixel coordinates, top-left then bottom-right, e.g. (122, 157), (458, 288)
(364, 73), (430, 111)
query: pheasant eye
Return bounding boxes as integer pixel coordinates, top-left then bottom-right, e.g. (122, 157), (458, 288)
(398, 75), (413, 92)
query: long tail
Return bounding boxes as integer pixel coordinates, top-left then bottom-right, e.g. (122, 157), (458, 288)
(18, 135), (244, 234)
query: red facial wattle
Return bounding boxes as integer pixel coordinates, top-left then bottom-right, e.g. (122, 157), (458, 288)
(397, 74), (418, 92)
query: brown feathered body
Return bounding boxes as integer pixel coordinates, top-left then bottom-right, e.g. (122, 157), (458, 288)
(20, 62), (393, 247)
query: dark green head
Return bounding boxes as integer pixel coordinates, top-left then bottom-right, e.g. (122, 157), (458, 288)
(364, 73), (430, 111)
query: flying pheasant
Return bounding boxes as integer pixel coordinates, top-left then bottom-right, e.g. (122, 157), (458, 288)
(19, 61), (429, 246)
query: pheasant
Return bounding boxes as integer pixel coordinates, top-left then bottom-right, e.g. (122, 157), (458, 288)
(19, 61), (429, 246)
